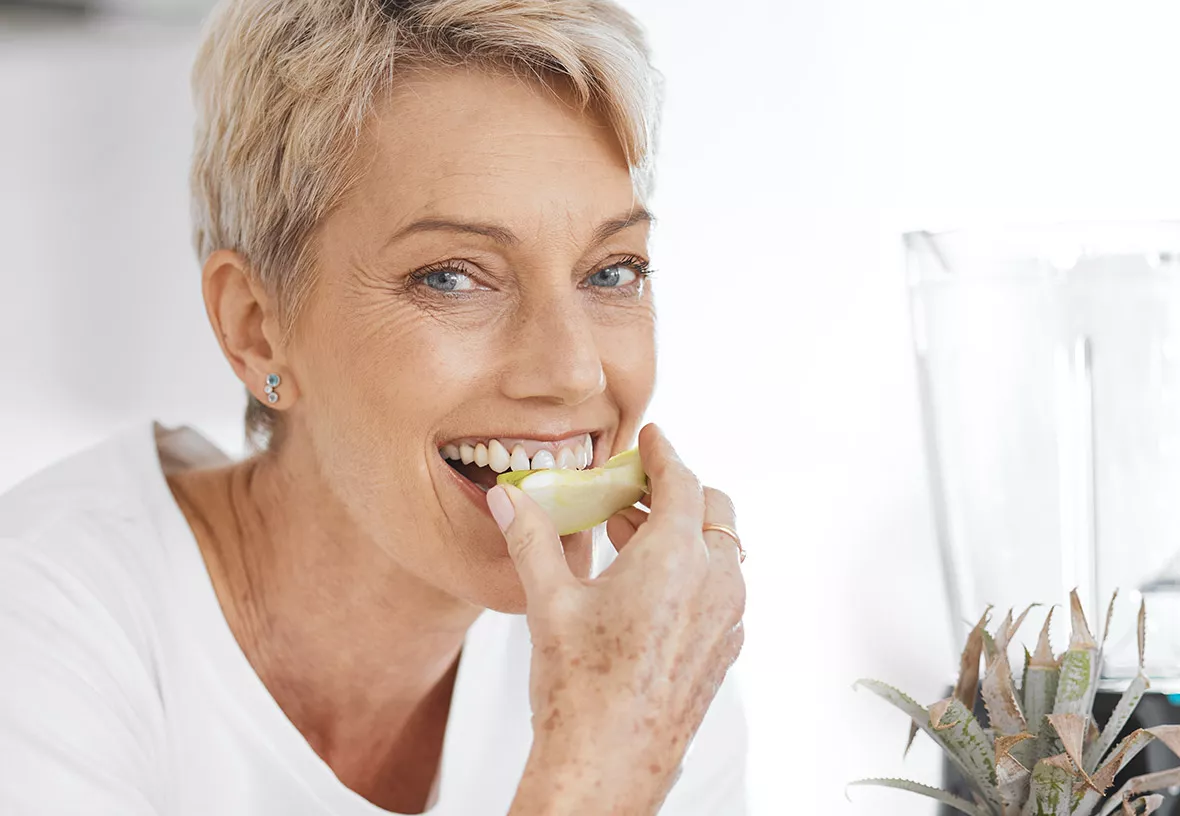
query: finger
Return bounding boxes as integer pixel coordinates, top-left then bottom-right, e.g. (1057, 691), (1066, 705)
(702, 486), (736, 527)
(487, 484), (574, 598)
(605, 505), (649, 552)
(637, 424), (705, 531)
(701, 486), (741, 562)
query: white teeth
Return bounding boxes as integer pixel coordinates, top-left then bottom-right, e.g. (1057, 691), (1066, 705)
(444, 436), (597, 471)
(487, 439), (510, 473)
(530, 449), (556, 470)
(556, 447), (578, 469)
(509, 444), (531, 472)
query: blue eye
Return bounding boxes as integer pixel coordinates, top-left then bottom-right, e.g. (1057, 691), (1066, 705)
(586, 261), (647, 288)
(419, 269), (475, 292)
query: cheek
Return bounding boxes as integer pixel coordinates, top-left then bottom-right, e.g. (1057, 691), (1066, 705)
(598, 309), (657, 409)
(314, 299), (494, 428)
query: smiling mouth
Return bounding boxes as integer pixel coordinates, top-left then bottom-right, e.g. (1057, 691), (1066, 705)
(439, 432), (596, 493)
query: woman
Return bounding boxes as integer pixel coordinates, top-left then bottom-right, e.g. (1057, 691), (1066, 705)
(0, 0), (747, 813)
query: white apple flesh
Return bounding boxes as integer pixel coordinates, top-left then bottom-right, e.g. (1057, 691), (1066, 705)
(496, 447), (648, 535)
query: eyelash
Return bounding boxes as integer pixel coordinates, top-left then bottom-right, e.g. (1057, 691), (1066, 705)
(606, 255), (655, 285)
(406, 255), (655, 295)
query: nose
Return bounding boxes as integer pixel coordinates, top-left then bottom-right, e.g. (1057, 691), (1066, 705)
(499, 286), (606, 406)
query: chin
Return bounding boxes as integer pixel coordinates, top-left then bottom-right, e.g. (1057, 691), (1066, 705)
(458, 529), (595, 615)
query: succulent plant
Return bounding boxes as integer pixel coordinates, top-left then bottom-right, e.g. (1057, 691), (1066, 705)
(497, 447), (648, 535)
(852, 591), (1180, 815)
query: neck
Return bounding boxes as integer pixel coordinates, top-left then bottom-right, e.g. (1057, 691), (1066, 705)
(169, 445), (480, 761)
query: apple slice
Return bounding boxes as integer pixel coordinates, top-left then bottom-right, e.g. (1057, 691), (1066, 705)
(496, 447), (648, 535)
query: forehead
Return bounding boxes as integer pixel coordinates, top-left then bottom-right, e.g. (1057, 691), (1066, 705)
(350, 67), (639, 237)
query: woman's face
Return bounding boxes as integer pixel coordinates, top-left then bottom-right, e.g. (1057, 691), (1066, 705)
(287, 68), (656, 612)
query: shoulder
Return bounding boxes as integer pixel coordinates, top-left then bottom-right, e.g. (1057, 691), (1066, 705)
(0, 423), (184, 678)
(0, 424), (182, 812)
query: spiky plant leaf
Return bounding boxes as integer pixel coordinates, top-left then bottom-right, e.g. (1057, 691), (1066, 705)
(1023, 610), (1061, 768)
(1080, 730), (1158, 815)
(1004, 604), (1039, 650)
(1123, 794), (1165, 815)
(1139, 600), (1147, 671)
(855, 680), (1001, 812)
(953, 608), (991, 702)
(1099, 769), (1180, 816)
(1052, 593), (1099, 762)
(995, 744), (1032, 815)
(930, 696), (1005, 812)
(1067, 589), (1098, 649)
(983, 643), (1029, 736)
(996, 733), (1035, 762)
(1023, 646), (1032, 702)
(1102, 591), (1119, 647)
(911, 606), (992, 757)
(1026, 695), (1073, 776)
(1094, 591), (1121, 710)
(1046, 713), (1097, 791)
(1052, 646), (1094, 717)
(996, 609), (1016, 651)
(1086, 601), (1148, 774)
(1021, 755), (1077, 816)
(857, 597), (1177, 816)
(1083, 675), (1147, 774)
(984, 628), (999, 667)
(846, 778), (993, 816)
(956, 608), (993, 708)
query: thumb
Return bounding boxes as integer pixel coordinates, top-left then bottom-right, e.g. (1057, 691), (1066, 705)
(486, 484), (572, 596)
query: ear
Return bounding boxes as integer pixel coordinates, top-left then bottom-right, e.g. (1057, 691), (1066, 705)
(201, 250), (300, 408)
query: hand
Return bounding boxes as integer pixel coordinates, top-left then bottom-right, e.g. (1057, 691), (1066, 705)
(490, 424), (746, 815)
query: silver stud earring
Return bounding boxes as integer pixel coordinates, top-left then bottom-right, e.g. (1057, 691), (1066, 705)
(264, 373), (281, 404)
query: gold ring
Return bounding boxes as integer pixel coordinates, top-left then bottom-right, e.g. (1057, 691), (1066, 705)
(702, 522), (745, 563)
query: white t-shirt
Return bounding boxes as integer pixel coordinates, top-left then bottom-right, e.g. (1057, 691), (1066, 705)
(0, 422), (747, 816)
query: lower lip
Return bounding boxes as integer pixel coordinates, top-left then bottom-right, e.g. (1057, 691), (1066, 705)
(439, 454), (495, 516)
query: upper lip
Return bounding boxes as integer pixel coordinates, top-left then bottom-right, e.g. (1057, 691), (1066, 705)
(439, 429), (602, 445)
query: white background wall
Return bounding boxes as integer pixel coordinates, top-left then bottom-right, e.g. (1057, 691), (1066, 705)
(7, 1), (1180, 813)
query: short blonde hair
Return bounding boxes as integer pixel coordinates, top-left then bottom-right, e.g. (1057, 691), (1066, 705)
(189, 0), (663, 448)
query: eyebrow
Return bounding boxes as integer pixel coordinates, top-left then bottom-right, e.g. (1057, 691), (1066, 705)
(384, 206), (655, 250)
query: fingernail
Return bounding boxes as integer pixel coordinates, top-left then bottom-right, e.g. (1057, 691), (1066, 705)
(486, 485), (516, 531)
